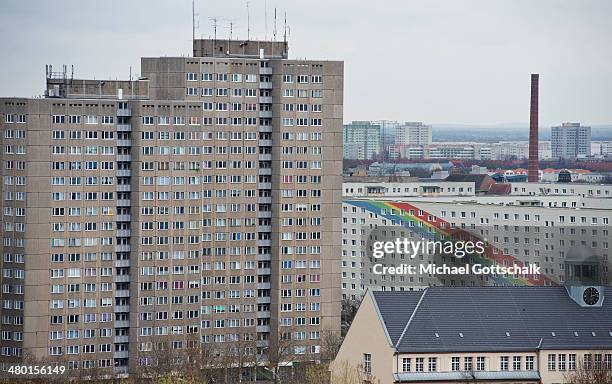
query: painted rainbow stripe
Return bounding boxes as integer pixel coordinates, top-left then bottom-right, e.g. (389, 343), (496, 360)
(346, 199), (556, 286)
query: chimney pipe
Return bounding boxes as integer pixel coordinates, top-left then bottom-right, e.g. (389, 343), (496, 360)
(528, 74), (539, 182)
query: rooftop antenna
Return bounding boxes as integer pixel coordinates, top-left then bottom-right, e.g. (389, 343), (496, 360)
(246, 1), (250, 40)
(283, 12), (287, 44)
(264, 0), (268, 40)
(225, 20), (237, 54)
(273, 8), (277, 41)
(192, 0), (196, 41)
(210, 17), (220, 56)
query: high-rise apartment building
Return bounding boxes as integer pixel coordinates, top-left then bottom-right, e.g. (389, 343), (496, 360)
(342, 121), (382, 160)
(551, 122), (591, 159)
(394, 122), (432, 147)
(0, 39), (343, 377)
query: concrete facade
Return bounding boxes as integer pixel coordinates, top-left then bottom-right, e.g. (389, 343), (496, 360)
(0, 39), (343, 377)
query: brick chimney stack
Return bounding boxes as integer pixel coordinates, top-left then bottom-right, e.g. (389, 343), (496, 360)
(528, 74), (539, 182)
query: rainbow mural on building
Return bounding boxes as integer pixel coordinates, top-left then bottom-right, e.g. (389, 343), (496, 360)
(345, 199), (556, 286)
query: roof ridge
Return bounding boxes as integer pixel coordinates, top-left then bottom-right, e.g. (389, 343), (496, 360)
(395, 288), (428, 348)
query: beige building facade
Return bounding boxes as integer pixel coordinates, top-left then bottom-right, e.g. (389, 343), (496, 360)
(335, 288), (612, 384)
(0, 39), (343, 377)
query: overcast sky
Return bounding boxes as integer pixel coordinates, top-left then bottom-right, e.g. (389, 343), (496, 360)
(1, 0), (611, 125)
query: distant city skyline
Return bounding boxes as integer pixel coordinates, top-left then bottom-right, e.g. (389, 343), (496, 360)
(1, 0), (611, 125)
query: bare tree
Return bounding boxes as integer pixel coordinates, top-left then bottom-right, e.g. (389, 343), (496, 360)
(320, 330), (343, 364)
(330, 360), (380, 384)
(265, 329), (299, 383)
(134, 333), (218, 383)
(564, 352), (612, 384)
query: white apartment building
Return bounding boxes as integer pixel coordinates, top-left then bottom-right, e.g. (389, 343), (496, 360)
(341, 181), (612, 300)
(395, 122), (432, 147)
(343, 121), (382, 160)
(552, 122), (592, 159)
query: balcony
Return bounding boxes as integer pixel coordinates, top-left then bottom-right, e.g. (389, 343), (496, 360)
(115, 244), (131, 253)
(117, 124), (132, 132)
(259, 82), (272, 89)
(257, 282), (271, 290)
(257, 268), (271, 275)
(256, 311), (271, 319)
(114, 335), (129, 344)
(114, 305), (130, 313)
(258, 153), (272, 161)
(116, 229), (131, 237)
(258, 225), (271, 232)
(115, 289), (130, 297)
(115, 259), (130, 268)
(116, 184), (131, 192)
(259, 67), (273, 75)
(117, 139), (132, 147)
(117, 109), (132, 117)
(114, 275), (130, 283)
(259, 125), (272, 133)
(116, 154), (131, 162)
(257, 239), (271, 247)
(256, 325), (270, 333)
(256, 296), (271, 304)
(116, 214), (131, 222)
(116, 169), (131, 177)
(114, 320), (130, 328)
(113, 350), (129, 359)
(258, 197), (272, 204)
(116, 199), (131, 207)
(258, 139), (272, 147)
(259, 96), (272, 104)
(259, 110), (272, 118)
(258, 182), (271, 190)
(258, 168), (272, 176)
(114, 366), (129, 376)
(256, 340), (269, 348)
(258, 211), (272, 219)
(257, 253), (271, 261)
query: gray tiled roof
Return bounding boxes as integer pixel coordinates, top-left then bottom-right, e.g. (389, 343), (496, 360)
(371, 291), (423, 344)
(373, 287), (612, 353)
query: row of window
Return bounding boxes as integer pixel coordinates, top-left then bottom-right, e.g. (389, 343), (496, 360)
(186, 87), (324, 98)
(548, 353), (612, 371)
(186, 73), (258, 82)
(186, 73), (324, 84)
(3, 129), (26, 138)
(3, 115), (26, 123)
(52, 115), (114, 125)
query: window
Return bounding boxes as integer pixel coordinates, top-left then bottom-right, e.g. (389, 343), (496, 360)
(451, 357), (460, 371)
(500, 356), (509, 371)
(568, 354), (576, 370)
(415, 357), (424, 372)
(402, 358), (411, 372)
(476, 356), (485, 371)
(363, 353), (371, 374)
(526, 356), (534, 370)
(548, 354), (556, 371)
(558, 354), (566, 371)
(428, 357), (437, 372)
(513, 356), (521, 371)
(463, 357), (474, 371)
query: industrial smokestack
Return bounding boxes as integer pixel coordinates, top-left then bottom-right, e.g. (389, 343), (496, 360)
(528, 74), (539, 182)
